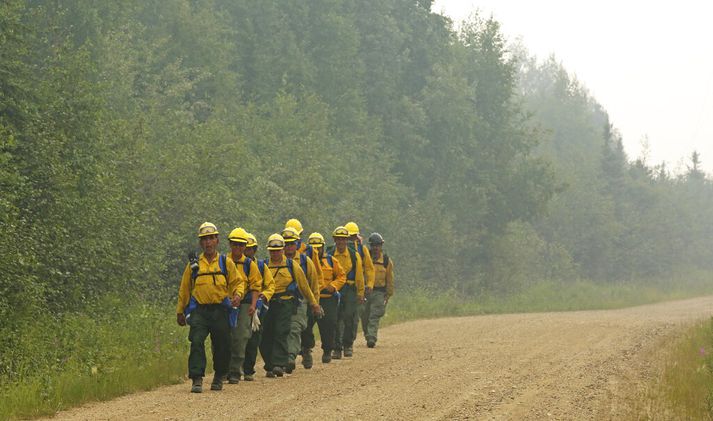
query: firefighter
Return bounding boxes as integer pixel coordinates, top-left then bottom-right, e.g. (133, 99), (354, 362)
(226, 227), (262, 384)
(176, 222), (244, 393)
(282, 226), (321, 371)
(259, 234), (320, 377)
(344, 221), (375, 341)
(329, 226), (364, 359)
(308, 232), (346, 363)
(363, 232), (394, 348)
(242, 233), (274, 381)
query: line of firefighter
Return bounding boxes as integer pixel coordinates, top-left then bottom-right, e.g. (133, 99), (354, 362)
(175, 219), (395, 393)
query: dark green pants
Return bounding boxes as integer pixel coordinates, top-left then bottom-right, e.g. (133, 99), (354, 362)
(316, 295), (338, 352)
(229, 301), (253, 376)
(259, 298), (293, 371)
(301, 306), (317, 351)
(335, 284), (358, 351)
(187, 304), (231, 379)
(363, 289), (387, 342)
(243, 314), (263, 376)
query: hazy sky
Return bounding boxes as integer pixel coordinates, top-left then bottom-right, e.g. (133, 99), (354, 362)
(433, 0), (713, 174)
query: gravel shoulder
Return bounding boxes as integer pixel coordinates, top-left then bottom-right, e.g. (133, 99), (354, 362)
(45, 296), (713, 420)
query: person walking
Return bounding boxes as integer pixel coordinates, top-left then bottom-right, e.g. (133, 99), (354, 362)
(259, 234), (320, 377)
(329, 226), (364, 359)
(308, 232), (346, 363)
(241, 232), (274, 381)
(226, 227), (263, 384)
(176, 222), (244, 393)
(363, 232), (394, 348)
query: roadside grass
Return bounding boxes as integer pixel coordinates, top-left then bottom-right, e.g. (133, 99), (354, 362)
(638, 318), (713, 420)
(3, 274), (713, 420)
(0, 299), (187, 420)
(382, 274), (713, 327)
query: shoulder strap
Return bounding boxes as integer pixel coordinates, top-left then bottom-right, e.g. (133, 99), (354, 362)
(286, 257), (295, 282)
(357, 242), (364, 257)
(258, 259), (266, 275)
(326, 254), (333, 268)
(219, 254), (227, 277)
(243, 256), (252, 277)
(347, 247), (357, 280)
(326, 244), (335, 256)
(383, 254), (389, 268)
(299, 254), (308, 276)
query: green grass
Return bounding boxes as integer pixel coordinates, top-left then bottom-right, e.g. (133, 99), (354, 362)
(638, 318), (713, 420)
(382, 274), (713, 327)
(3, 274), (713, 420)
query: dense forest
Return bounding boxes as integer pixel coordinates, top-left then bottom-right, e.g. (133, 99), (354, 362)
(1, 0), (712, 405)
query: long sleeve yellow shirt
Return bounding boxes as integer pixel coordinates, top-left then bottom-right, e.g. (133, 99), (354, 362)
(290, 253), (321, 304)
(259, 260), (276, 302)
(358, 242), (376, 289)
(176, 253), (244, 314)
(319, 255), (346, 298)
(268, 257), (318, 306)
(331, 247), (365, 299)
(232, 254), (263, 296)
(372, 253), (395, 298)
(299, 242), (324, 286)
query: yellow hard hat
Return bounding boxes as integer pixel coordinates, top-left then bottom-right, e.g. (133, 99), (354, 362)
(266, 233), (285, 250)
(344, 221), (360, 236)
(198, 222), (219, 238)
(308, 232), (325, 247)
(228, 227), (249, 243)
(285, 218), (304, 235)
(332, 226), (349, 238)
(281, 227), (300, 243)
(246, 233), (258, 248)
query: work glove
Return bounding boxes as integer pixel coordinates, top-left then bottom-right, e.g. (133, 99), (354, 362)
(256, 296), (269, 317)
(251, 311), (261, 332)
(177, 313), (186, 326)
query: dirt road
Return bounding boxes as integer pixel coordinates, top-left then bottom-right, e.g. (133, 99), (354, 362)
(46, 296), (713, 420)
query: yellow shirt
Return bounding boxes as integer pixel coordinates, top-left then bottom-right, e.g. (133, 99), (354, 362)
(372, 253), (394, 298)
(331, 247), (365, 299)
(232, 254), (263, 295)
(268, 257), (318, 306)
(356, 241), (376, 289)
(299, 242), (324, 286)
(289, 252), (321, 304)
(258, 259), (276, 301)
(176, 253), (244, 314)
(319, 255), (346, 298)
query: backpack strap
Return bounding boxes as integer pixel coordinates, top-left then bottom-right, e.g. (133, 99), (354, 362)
(190, 254), (228, 292)
(346, 248), (357, 281)
(299, 254), (308, 276)
(383, 254), (389, 268)
(243, 256), (252, 277)
(258, 259), (266, 275)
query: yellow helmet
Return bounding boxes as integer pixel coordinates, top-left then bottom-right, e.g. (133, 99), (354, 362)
(198, 222), (219, 238)
(228, 227), (249, 243)
(344, 221), (360, 236)
(285, 218), (304, 235)
(266, 233), (285, 250)
(332, 226), (349, 238)
(308, 232), (325, 247)
(246, 233), (258, 248)
(281, 227), (300, 243)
